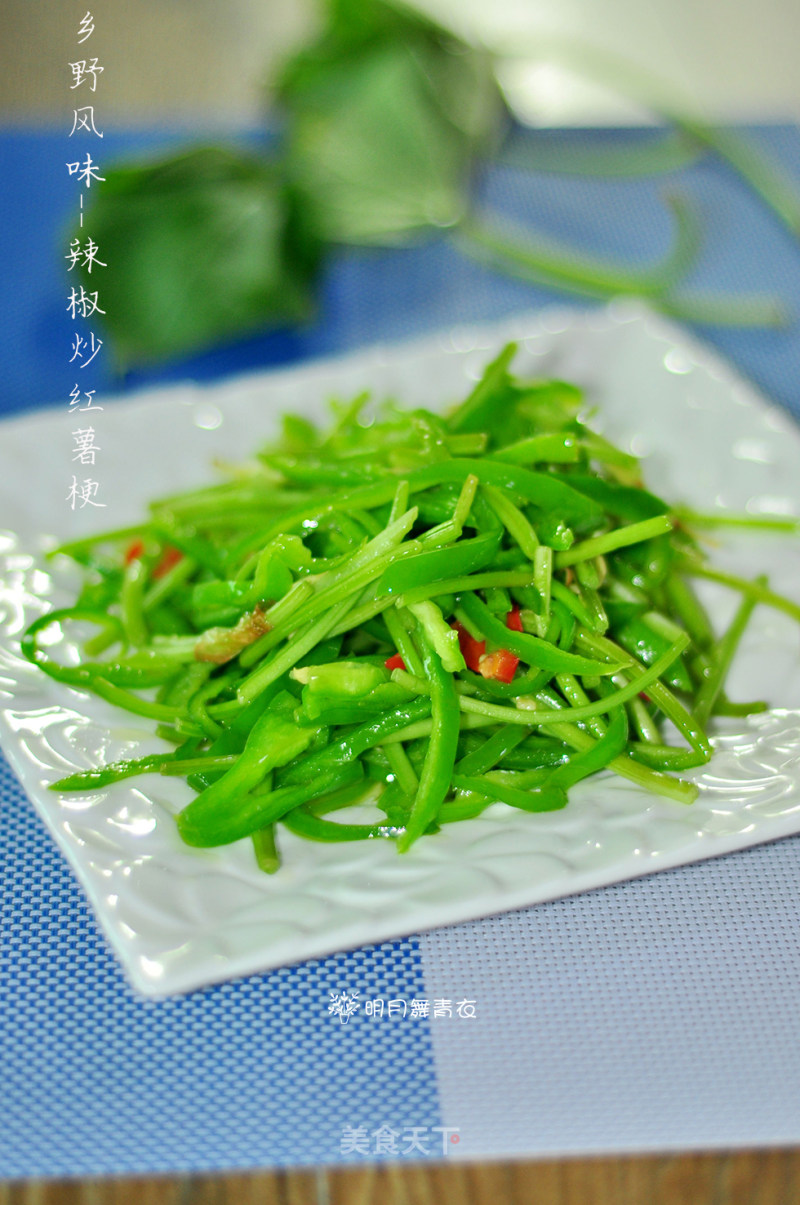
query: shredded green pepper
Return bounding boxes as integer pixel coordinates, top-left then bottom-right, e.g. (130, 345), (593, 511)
(29, 343), (799, 870)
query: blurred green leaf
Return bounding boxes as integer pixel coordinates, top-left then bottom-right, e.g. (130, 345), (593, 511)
(79, 147), (322, 366)
(277, 0), (505, 244)
(75, 0), (792, 367)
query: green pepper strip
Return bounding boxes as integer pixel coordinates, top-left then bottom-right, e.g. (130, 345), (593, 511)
(445, 433), (487, 456)
(22, 609), (124, 687)
(282, 809), (396, 842)
(51, 751), (181, 791)
(27, 612), (199, 704)
(455, 726), (530, 775)
(267, 456), (384, 487)
(493, 433), (580, 466)
(161, 755), (238, 776)
(578, 432), (640, 472)
(182, 680), (290, 792)
(549, 705), (628, 789)
(452, 773), (567, 813)
(306, 777), (375, 816)
(447, 342), (518, 433)
(627, 743), (710, 771)
(458, 592), (622, 678)
(407, 600), (465, 673)
(550, 474), (669, 521)
(176, 698), (321, 846)
(179, 761), (365, 848)
(613, 615), (694, 694)
(495, 737), (571, 770)
(404, 460), (604, 528)
(455, 665), (549, 699)
(432, 792), (491, 822)
(299, 683), (415, 728)
(397, 627), (460, 853)
(378, 530), (502, 596)
(281, 696), (433, 786)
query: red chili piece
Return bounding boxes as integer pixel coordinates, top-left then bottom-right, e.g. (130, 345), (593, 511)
(479, 648), (520, 684)
(124, 539), (145, 565)
(385, 653), (406, 671)
(452, 622), (486, 672)
(152, 546), (184, 580)
(451, 608), (523, 683)
(506, 607), (523, 632)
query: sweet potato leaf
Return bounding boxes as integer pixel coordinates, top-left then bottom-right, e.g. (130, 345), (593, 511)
(78, 147), (322, 366)
(73, 0), (790, 366)
(276, 0), (505, 244)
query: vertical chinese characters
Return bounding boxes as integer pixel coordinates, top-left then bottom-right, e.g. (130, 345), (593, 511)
(66, 12), (106, 511)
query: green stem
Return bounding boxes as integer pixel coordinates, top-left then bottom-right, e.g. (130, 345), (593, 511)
(498, 128), (703, 178)
(555, 515), (673, 568)
(252, 825), (281, 874)
(678, 561), (800, 626)
(457, 193), (699, 297)
(694, 577), (764, 727)
(456, 209), (784, 328)
(674, 507), (800, 533)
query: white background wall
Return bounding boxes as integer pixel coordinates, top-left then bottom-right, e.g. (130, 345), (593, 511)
(1, 0), (798, 126)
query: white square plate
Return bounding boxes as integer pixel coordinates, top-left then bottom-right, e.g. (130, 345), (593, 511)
(2, 302), (800, 996)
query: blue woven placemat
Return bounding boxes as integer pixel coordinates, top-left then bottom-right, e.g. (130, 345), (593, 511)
(2, 124), (800, 1177)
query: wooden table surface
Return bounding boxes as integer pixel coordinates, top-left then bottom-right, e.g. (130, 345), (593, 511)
(3, 1151), (800, 1205)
